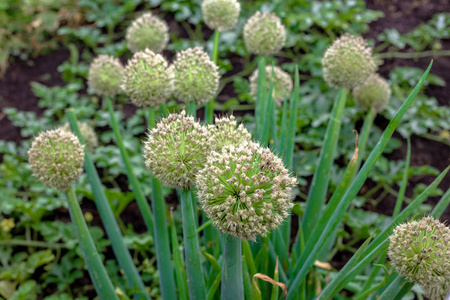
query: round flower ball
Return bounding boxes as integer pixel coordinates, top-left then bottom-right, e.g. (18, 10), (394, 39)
(388, 216), (450, 298)
(172, 47), (220, 106)
(243, 11), (286, 56)
(208, 115), (252, 151)
(249, 65), (293, 106)
(61, 122), (98, 153)
(143, 110), (213, 189)
(126, 12), (169, 53)
(196, 141), (297, 241)
(201, 0), (241, 32)
(88, 55), (124, 97)
(353, 73), (391, 113)
(322, 33), (377, 89)
(28, 129), (85, 191)
(122, 49), (174, 108)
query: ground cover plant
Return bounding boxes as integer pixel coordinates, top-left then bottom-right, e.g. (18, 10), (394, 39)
(0, 0), (449, 299)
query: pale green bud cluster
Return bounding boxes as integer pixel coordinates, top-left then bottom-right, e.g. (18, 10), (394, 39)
(243, 11), (286, 56)
(353, 73), (391, 113)
(201, 0), (241, 31)
(249, 65), (293, 106)
(172, 47), (220, 106)
(126, 12), (169, 53)
(28, 129), (85, 191)
(388, 216), (450, 299)
(207, 115), (252, 151)
(122, 49), (174, 108)
(196, 141), (296, 241)
(60, 122), (98, 153)
(88, 55), (124, 97)
(322, 33), (376, 89)
(143, 111), (214, 189)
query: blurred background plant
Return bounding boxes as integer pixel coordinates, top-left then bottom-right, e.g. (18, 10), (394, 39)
(0, 0), (449, 299)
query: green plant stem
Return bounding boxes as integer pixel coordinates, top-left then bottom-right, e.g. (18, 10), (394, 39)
(356, 108), (375, 169)
(302, 87), (348, 240)
(106, 98), (155, 235)
(0, 239), (66, 248)
(221, 236), (244, 300)
(66, 187), (119, 300)
(255, 57), (266, 141)
(205, 29), (220, 124)
(180, 189), (207, 299)
(67, 110), (149, 300)
(376, 49), (450, 59)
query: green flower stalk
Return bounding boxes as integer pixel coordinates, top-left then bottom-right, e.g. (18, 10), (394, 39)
(122, 49), (174, 108)
(28, 129), (84, 191)
(322, 33), (377, 89)
(196, 141), (297, 241)
(126, 12), (169, 53)
(353, 73), (391, 113)
(143, 110), (214, 189)
(201, 0), (241, 31)
(243, 11), (286, 56)
(388, 216), (450, 299)
(172, 47), (220, 106)
(249, 65), (293, 106)
(61, 122), (98, 153)
(208, 115), (252, 151)
(88, 55), (124, 97)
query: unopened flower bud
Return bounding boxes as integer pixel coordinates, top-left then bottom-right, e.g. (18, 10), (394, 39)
(322, 33), (376, 89)
(122, 49), (174, 108)
(353, 74), (391, 113)
(126, 12), (169, 53)
(201, 0), (240, 31)
(388, 216), (450, 299)
(172, 47), (220, 106)
(61, 122), (98, 153)
(249, 65), (293, 106)
(196, 141), (296, 240)
(28, 129), (85, 191)
(143, 111), (214, 189)
(88, 55), (124, 97)
(243, 11), (286, 56)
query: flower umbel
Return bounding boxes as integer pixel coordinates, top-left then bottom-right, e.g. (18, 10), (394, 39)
(196, 141), (297, 241)
(172, 47), (220, 106)
(208, 115), (252, 151)
(249, 65), (293, 106)
(61, 122), (98, 153)
(201, 0), (241, 31)
(28, 129), (85, 191)
(126, 12), (169, 53)
(88, 55), (124, 97)
(388, 216), (450, 299)
(322, 33), (376, 89)
(353, 73), (391, 113)
(243, 11), (286, 56)
(122, 49), (174, 108)
(143, 111), (213, 189)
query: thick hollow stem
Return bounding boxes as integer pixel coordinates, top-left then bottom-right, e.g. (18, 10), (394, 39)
(221, 236), (244, 300)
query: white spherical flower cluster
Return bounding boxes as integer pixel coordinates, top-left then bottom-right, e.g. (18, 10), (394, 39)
(122, 49), (174, 108)
(143, 111), (214, 189)
(61, 122), (98, 153)
(28, 129), (85, 191)
(322, 33), (377, 89)
(88, 55), (124, 97)
(196, 141), (297, 241)
(201, 0), (241, 31)
(353, 73), (391, 113)
(126, 12), (169, 53)
(249, 65), (293, 106)
(389, 216), (450, 299)
(208, 115), (252, 151)
(243, 11), (286, 56)
(172, 47), (220, 106)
